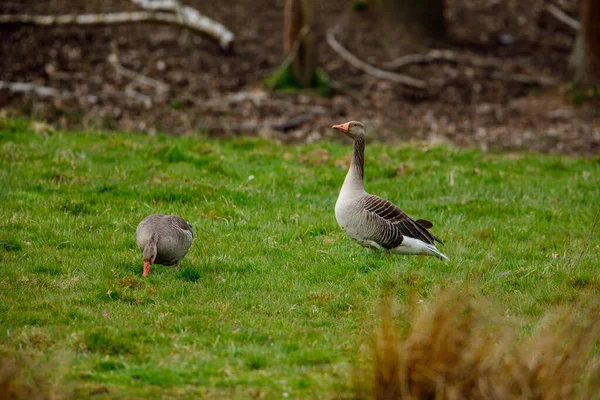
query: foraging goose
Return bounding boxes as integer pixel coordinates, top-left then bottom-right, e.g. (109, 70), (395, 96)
(332, 121), (448, 260)
(136, 214), (194, 277)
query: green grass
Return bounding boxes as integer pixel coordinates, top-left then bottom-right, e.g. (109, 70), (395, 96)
(0, 118), (599, 398)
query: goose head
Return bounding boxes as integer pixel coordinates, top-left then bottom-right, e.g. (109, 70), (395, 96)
(142, 239), (157, 277)
(332, 121), (366, 140)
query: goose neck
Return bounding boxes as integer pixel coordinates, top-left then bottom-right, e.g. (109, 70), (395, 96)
(341, 137), (366, 194)
(351, 137), (365, 180)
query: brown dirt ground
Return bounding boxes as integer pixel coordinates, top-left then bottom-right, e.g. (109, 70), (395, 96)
(0, 0), (599, 155)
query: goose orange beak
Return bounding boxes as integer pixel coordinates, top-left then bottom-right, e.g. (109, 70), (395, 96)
(143, 261), (152, 277)
(332, 122), (350, 133)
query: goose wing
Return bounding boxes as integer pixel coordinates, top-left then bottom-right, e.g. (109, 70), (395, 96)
(362, 194), (442, 249)
(166, 215), (194, 238)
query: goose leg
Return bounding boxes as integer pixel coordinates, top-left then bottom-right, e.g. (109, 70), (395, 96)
(174, 262), (180, 272)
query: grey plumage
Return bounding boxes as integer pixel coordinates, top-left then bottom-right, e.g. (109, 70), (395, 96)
(332, 121), (448, 260)
(136, 214), (194, 276)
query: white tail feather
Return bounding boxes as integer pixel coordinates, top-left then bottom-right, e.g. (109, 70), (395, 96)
(393, 236), (449, 261)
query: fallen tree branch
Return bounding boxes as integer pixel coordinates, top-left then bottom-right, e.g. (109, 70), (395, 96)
(386, 49), (557, 87)
(129, 0), (234, 50)
(129, 0), (183, 11)
(0, 80), (152, 107)
(385, 49), (510, 71)
(108, 53), (170, 93)
(0, 81), (58, 98)
(384, 49), (457, 70)
(325, 27), (427, 89)
(545, 4), (580, 31)
(0, 12), (181, 27)
(0, 1), (234, 51)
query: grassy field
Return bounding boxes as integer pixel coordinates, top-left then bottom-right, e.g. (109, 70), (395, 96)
(0, 118), (599, 399)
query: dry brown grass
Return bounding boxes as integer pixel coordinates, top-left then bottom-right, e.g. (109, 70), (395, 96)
(0, 354), (69, 400)
(358, 290), (600, 400)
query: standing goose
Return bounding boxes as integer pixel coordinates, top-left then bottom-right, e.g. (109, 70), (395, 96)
(332, 121), (448, 260)
(136, 214), (194, 277)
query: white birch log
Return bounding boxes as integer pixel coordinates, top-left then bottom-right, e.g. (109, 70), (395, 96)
(0, 1), (234, 51)
(130, 0), (234, 50)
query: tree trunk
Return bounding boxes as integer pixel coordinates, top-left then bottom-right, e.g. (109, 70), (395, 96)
(283, 0), (318, 87)
(569, 0), (600, 87)
(377, 0), (446, 51)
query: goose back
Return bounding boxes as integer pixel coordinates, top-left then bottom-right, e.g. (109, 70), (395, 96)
(136, 214), (193, 266)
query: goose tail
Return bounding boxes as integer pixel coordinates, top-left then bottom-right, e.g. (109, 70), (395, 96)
(396, 236), (449, 261)
(428, 245), (449, 261)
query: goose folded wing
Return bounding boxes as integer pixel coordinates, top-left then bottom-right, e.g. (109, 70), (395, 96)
(363, 195), (438, 246)
(167, 216), (194, 238)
